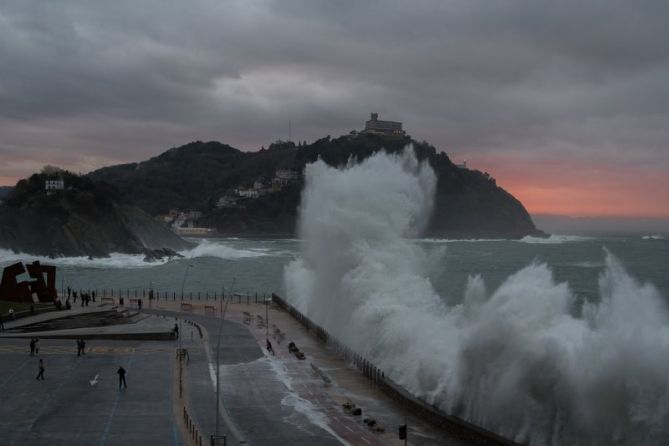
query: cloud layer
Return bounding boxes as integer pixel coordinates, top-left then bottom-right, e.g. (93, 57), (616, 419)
(1, 0), (668, 216)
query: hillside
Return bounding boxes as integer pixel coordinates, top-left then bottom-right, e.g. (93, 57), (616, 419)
(90, 134), (543, 239)
(0, 170), (191, 257)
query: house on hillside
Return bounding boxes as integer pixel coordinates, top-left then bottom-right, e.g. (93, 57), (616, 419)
(216, 195), (239, 208)
(235, 187), (260, 199)
(273, 169), (299, 189)
(45, 179), (65, 194)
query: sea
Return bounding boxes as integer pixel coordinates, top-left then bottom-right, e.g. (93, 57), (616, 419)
(1, 234), (667, 306)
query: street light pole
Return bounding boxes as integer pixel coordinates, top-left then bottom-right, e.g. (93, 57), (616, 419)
(179, 264), (193, 350)
(216, 278), (234, 437)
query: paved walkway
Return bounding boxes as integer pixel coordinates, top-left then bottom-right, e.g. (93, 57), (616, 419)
(0, 337), (182, 446)
(149, 300), (469, 446)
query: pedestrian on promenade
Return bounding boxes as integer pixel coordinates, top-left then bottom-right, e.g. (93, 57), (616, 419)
(30, 338), (36, 355)
(138, 299), (142, 310)
(0, 315), (4, 331)
(117, 366), (127, 389)
(73, 291), (77, 303)
(36, 359), (45, 380)
(173, 323), (179, 339)
(266, 338), (275, 356)
(67, 286), (71, 298)
(76, 339), (85, 356)
(92, 291), (96, 302)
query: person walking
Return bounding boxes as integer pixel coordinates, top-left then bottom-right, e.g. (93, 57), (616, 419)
(117, 366), (127, 389)
(173, 323), (179, 339)
(34, 338), (40, 355)
(67, 286), (71, 298)
(76, 339), (85, 356)
(36, 359), (45, 380)
(0, 315), (4, 331)
(29, 338), (36, 356)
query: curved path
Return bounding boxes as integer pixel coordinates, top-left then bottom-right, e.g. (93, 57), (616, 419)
(148, 309), (346, 446)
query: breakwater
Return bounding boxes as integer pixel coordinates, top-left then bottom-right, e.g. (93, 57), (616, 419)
(271, 293), (522, 446)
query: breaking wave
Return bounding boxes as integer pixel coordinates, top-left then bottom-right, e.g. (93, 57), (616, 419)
(642, 235), (665, 240)
(519, 234), (592, 244)
(181, 239), (270, 259)
(284, 147), (669, 445)
(0, 248), (158, 269)
(0, 239), (274, 269)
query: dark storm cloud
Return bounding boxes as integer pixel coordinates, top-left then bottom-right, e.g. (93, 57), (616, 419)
(1, 0), (668, 182)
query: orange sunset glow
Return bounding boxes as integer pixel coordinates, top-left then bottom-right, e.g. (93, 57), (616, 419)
(464, 155), (669, 218)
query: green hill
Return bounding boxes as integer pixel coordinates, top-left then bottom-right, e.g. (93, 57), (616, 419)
(90, 134), (542, 239)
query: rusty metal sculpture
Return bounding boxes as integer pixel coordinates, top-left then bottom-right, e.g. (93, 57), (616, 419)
(0, 261), (57, 302)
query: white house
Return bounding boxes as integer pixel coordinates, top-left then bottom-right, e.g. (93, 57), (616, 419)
(45, 179), (65, 191)
(235, 188), (260, 199)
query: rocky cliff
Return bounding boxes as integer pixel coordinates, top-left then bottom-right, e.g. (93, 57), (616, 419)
(0, 171), (191, 257)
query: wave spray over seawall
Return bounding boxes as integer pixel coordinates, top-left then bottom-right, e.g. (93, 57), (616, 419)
(284, 147), (669, 445)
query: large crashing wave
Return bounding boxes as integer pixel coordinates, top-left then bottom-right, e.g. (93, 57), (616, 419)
(284, 147), (669, 445)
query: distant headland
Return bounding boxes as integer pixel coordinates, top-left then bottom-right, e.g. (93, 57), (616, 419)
(0, 114), (544, 256)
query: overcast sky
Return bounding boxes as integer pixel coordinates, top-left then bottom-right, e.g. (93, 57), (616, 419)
(1, 0), (668, 218)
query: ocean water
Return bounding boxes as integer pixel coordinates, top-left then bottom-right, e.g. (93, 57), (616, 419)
(1, 235), (665, 305)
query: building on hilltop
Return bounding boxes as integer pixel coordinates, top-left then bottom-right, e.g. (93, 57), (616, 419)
(456, 161), (468, 169)
(45, 179), (65, 192)
(362, 112), (404, 136)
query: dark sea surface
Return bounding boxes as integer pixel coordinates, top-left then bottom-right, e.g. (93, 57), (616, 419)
(1, 234), (667, 305)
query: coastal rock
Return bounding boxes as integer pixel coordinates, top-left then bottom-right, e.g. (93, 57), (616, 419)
(0, 170), (192, 257)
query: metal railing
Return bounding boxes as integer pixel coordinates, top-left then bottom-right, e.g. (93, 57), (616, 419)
(270, 293), (521, 446)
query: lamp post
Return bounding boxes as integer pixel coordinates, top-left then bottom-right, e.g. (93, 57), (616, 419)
(216, 278), (234, 438)
(179, 264), (193, 350)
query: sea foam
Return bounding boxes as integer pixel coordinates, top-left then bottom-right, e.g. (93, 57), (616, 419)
(285, 146), (669, 445)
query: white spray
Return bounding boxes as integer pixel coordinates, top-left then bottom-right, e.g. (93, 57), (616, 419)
(284, 147), (669, 445)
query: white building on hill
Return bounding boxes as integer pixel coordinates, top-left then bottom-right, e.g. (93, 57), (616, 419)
(45, 179), (65, 191)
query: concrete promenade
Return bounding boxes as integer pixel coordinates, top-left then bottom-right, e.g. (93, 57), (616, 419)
(149, 299), (470, 446)
(0, 298), (493, 445)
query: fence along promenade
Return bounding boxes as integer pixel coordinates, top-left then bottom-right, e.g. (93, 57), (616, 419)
(63, 287), (272, 305)
(270, 293), (522, 446)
